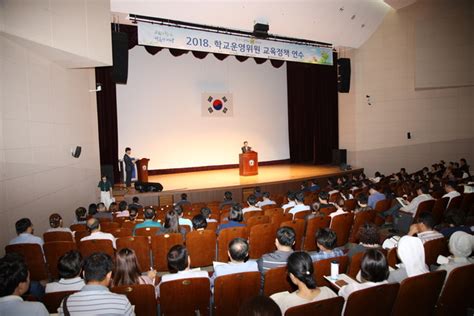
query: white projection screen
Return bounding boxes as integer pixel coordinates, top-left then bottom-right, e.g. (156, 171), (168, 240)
(116, 47), (289, 170)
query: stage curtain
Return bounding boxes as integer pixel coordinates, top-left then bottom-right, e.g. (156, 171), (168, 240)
(287, 56), (338, 164)
(95, 67), (120, 183)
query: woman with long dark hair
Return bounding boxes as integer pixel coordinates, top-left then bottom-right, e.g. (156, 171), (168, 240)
(157, 210), (187, 240)
(112, 248), (156, 290)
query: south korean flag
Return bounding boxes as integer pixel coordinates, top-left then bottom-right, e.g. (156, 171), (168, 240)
(202, 93), (233, 117)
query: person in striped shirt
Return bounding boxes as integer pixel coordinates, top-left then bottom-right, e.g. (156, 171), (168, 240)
(309, 228), (344, 262)
(58, 252), (134, 315)
(258, 226), (296, 274)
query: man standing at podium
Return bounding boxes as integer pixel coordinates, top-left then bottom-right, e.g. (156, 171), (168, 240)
(241, 141), (252, 153)
(123, 147), (135, 188)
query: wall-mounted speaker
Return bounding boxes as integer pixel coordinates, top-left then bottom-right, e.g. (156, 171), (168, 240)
(72, 146), (82, 158)
(337, 58), (351, 93)
(111, 32), (129, 84)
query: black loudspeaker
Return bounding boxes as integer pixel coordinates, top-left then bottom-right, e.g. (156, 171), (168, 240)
(332, 149), (347, 166)
(135, 181), (164, 193)
(337, 58), (351, 93)
(100, 164), (114, 184)
(72, 146), (82, 158)
(111, 32), (129, 84)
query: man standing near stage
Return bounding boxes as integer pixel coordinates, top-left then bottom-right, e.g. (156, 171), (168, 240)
(123, 147), (135, 188)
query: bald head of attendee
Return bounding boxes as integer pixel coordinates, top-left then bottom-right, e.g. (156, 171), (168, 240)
(86, 218), (100, 233)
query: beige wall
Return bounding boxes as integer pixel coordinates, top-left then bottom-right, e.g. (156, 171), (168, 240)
(0, 35), (101, 253)
(339, 0), (474, 176)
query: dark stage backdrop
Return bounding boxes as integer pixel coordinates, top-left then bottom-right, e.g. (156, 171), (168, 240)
(287, 58), (339, 164)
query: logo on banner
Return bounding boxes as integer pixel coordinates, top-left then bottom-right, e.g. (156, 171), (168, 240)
(202, 93), (233, 117)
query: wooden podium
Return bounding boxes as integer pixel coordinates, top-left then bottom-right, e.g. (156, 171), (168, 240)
(239, 152), (258, 176)
(136, 158), (150, 182)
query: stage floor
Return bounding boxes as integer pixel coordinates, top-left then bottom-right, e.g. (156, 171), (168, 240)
(145, 164), (361, 193)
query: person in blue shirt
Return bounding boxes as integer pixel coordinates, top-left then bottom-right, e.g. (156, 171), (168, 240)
(309, 228), (344, 262)
(217, 205), (245, 234)
(133, 207), (161, 235)
(367, 184), (386, 209)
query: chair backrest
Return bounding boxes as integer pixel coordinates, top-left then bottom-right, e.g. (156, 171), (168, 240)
(263, 265), (294, 296)
(313, 256), (349, 288)
(373, 199), (392, 225)
(343, 283), (400, 316)
(5, 243), (48, 281)
(43, 241), (77, 279)
(249, 223), (277, 259)
(392, 270), (447, 316)
(134, 227), (160, 237)
(159, 278), (210, 316)
(213, 272), (260, 316)
(116, 236), (151, 271)
(217, 227), (248, 262)
(329, 213), (354, 247)
(70, 224), (86, 232)
(43, 290), (77, 313)
(349, 210), (376, 243)
(435, 263), (474, 316)
(107, 228), (133, 238)
(387, 247), (398, 268)
(243, 211), (262, 222)
(206, 221), (219, 232)
(285, 296), (345, 316)
(302, 216), (331, 251)
(414, 199), (436, 220)
(246, 215), (270, 230)
(74, 230), (90, 246)
(319, 206), (337, 217)
(423, 238), (449, 266)
(150, 233), (183, 271)
(43, 231), (74, 243)
(280, 219), (305, 250)
(293, 210), (310, 220)
(447, 195), (462, 211)
(343, 199), (358, 211)
(78, 239), (114, 259)
(270, 213), (293, 227)
(432, 197), (449, 225)
(264, 208), (284, 217)
(460, 193), (474, 213)
(121, 221), (137, 230)
(100, 221), (121, 231)
(111, 284), (157, 316)
(346, 251), (365, 279)
(187, 230), (217, 267)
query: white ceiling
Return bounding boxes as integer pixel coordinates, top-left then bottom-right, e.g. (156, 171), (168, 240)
(111, 0), (394, 48)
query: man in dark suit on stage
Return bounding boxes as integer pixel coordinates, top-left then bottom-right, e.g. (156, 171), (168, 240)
(123, 147), (135, 187)
(241, 141), (252, 153)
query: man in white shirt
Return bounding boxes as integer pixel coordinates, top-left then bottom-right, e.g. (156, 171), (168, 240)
(47, 213), (73, 234)
(9, 218), (44, 248)
(288, 191), (310, 216)
(242, 194), (262, 214)
(256, 192), (276, 208)
(45, 250), (85, 293)
(408, 212), (444, 244)
(158, 245), (209, 296)
(281, 192), (297, 212)
(443, 181), (461, 208)
(80, 218), (116, 249)
(211, 238), (258, 286)
(382, 184), (433, 219)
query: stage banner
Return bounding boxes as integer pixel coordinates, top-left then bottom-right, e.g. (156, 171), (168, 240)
(201, 93), (233, 117)
(138, 22), (333, 65)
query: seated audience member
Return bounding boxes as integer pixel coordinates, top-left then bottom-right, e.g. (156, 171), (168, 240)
(354, 194), (372, 213)
(288, 191), (310, 216)
(300, 181), (310, 193)
(175, 193), (191, 207)
(130, 196), (143, 209)
(339, 249), (389, 300)
(256, 192), (276, 208)
(88, 203), (98, 216)
(258, 227), (295, 274)
(281, 192), (297, 212)
(408, 212), (444, 244)
(115, 201), (130, 218)
(127, 206), (140, 222)
(219, 191), (236, 210)
(347, 223), (381, 259)
(112, 248), (156, 287)
(72, 207), (87, 225)
(0, 254), (48, 315)
(308, 179), (321, 192)
(388, 236), (429, 283)
(438, 209), (472, 238)
(270, 252), (337, 314)
(174, 205), (193, 230)
(58, 252), (133, 315)
(367, 184), (385, 209)
(133, 207), (161, 235)
(254, 186), (263, 199)
(381, 184), (433, 219)
(108, 202), (119, 213)
(157, 210), (187, 240)
(9, 218), (44, 248)
(242, 194), (262, 214)
(443, 181), (461, 208)
(212, 238), (258, 285)
(436, 231), (474, 277)
(459, 158), (471, 178)
(217, 206), (246, 234)
(47, 213), (73, 234)
(238, 295), (282, 316)
(317, 191), (333, 209)
(200, 207), (217, 223)
(45, 251), (85, 293)
(158, 245), (209, 296)
(309, 228), (344, 262)
(370, 171), (383, 183)
(192, 214), (208, 231)
(93, 202), (113, 220)
(328, 204), (347, 220)
(80, 218), (116, 249)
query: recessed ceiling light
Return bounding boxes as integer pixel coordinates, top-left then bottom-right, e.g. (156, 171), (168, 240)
(361, 24), (365, 28)
(339, 7), (344, 12)
(351, 15), (356, 20)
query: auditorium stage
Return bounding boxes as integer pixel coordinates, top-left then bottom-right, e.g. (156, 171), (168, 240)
(117, 164), (363, 206)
